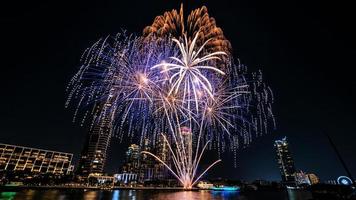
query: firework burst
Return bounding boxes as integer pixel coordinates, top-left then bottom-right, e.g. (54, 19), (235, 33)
(67, 6), (275, 189)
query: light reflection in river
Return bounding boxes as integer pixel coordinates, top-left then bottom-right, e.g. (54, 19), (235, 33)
(0, 189), (309, 200)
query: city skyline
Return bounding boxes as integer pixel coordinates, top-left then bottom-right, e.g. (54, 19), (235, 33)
(0, 0), (355, 182)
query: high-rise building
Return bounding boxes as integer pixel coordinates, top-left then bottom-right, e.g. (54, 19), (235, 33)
(76, 100), (114, 177)
(119, 144), (142, 184)
(153, 134), (171, 180)
(181, 127), (192, 166)
(274, 137), (296, 186)
(120, 135), (172, 183)
(0, 143), (73, 175)
(139, 138), (154, 181)
(122, 144), (141, 174)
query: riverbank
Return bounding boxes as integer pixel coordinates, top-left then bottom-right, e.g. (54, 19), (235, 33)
(0, 185), (201, 191)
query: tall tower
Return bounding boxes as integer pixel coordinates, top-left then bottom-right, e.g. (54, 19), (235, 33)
(122, 144), (141, 174)
(76, 100), (114, 177)
(181, 127), (192, 166)
(140, 138), (154, 181)
(153, 134), (171, 180)
(274, 137), (296, 186)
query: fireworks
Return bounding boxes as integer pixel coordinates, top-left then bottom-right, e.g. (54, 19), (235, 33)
(67, 5), (275, 189)
(152, 32), (226, 113)
(143, 4), (232, 69)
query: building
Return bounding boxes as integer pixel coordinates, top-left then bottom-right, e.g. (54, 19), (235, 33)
(274, 137), (296, 186)
(295, 171), (311, 185)
(76, 100), (114, 177)
(122, 144), (141, 175)
(120, 144), (143, 183)
(0, 143), (73, 175)
(88, 173), (115, 186)
(139, 138), (154, 181)
(295, 171), (321, 186)
(181, 127), (192, 166)
(307, 173), (319, 185)
(114, 173), (138, 184)
(120, 136), (172, 183)
(197, 181), (214, 189)
(152, 134), (171, 180)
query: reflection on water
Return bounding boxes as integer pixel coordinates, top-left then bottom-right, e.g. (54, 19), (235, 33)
(83, 191), (99, 200)
(112, 190), (119, 200)
(0, 192), (17, 200)
(149, 190), (238, 200)
(0, 189), (311, 200)
(287, 189), (312, 200)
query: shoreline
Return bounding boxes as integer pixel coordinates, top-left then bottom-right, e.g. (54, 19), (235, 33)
(0, 185), (203, 191)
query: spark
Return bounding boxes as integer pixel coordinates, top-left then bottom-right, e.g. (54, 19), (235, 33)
(152, 32), (226, 113)
(67, 29), (275, 189)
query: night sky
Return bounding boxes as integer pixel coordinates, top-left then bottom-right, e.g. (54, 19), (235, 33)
(1, 0), (355, 182)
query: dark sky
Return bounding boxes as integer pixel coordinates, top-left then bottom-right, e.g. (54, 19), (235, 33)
(1, 0), (355, 182)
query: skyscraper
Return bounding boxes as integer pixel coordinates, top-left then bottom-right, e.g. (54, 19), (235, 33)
(122, 144), (141, 174)
(153, 134), (171, 180)
(181, 127), (192, 166)
(116, 144), (141, 184)
(121, 136), (172, 182)
(139, 138), (154, 181)
(76, 100), (114, 177)
(274, 137), (296, 186)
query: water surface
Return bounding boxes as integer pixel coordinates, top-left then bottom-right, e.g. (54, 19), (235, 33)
(0, 189), (311, 200)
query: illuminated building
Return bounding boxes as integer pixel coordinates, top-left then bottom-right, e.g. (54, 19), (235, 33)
(337, 176), (353, 185)
(197, 181), (214, 189)
(118, 144), (142, 184)
(181, 127), (192, 166)
(88, 173), (115, 186)
(122, 144), (141, 175)
(114, 173), (138, 184)
(153, 134), (171, 180)
(0, 143), (73, 175)
(139, 138), (154, 181)
(274, 137), (296, 186)
(121, 143), (146, 183)
(76, 101), (113, 176)
(295, 171), (311, 185)
(307, 173), (319, 185)
(120, 136), (172, 183)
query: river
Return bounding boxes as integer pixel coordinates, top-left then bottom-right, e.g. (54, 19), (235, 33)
(0, 189), (313, 200)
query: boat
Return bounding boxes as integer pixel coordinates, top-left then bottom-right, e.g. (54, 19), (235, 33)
(211, 185), (240, 191)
